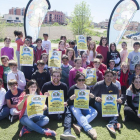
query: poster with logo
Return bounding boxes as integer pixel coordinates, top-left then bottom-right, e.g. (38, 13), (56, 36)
(48, 51), (61, 68)
(76, 35), (87, 51)
(27, 95), (46, 118)
(83, 68), (97, 86)
(102, 94), (118, 117)
(138, 93), (140, 117)
(48, 90), (64, 114)
(20, 46), (33, 66)
(74, 89), (89, 109)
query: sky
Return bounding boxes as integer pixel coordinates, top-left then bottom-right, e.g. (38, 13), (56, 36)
(0, 0), (140, 23)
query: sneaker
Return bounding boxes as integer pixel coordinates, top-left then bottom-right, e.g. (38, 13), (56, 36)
(19, 126), (30, 137)
(60, 132), (76, 140)
(73, 124), (81, 134)
(106, 124), (116, 135)
(88, 128), (97, 140)
(44, 129), (56, 137)
(116, 123), (121, 130)
(10, 115), (18, 123)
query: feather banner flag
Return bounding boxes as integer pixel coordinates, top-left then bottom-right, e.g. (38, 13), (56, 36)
(24, 0), (51, 42)
(107, 0), (139, 46)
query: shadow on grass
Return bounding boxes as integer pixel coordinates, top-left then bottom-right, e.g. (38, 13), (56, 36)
(0, 118), (11, 129)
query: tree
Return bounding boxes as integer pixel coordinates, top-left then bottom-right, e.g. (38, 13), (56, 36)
(69, 1), (93, 36)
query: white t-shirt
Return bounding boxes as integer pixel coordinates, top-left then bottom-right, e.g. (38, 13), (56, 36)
(7, 70), (26, 90)
(88, 51), (97, 62)
(128, 51), (140, 71)
(0, 88), (6, 110)
(42, 40), (51, 54)
(113, 80), (121, 90)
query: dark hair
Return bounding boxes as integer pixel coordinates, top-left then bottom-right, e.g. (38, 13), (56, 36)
(37, 60), (45, 66)
(1, 55), (9, 61)
(25, 36), (32, 40)
(133, 42), (140, 47)
(0, 78), (3, 84)
(25, 79), (40, 95)
(130, 75), (140, 94)
(8, 60), (17, 67)
(75, 71), (85, 82)
(43, 33), (48, 36)
(87, 36), (91, 42)
(135, 64), (140, 69)
(96, 54), (104, 59)
(8, 79), (18, 86)
(62, 55), (69, 60)
(109, 60), (115, 64)
(25, 38), (31, 42)
(60, 35), (67, 41)
(104, 69), (114, 76)
(122, 42), (127, 46)
(4, 37), (11, 42)
(74, 58), (82, 63)
(69, 40), (75, 45)
(14, 30), (23, 37)
(93, 58), (100, 64)
(110, 42), (118, 52)
(66, 48), (75, 61)
(99, 36), (107, 46)
(51, 69), (62, 77)
(112, 71), (118, 76)
(40, 53), (48, 59)
(36, 38), (42, 43)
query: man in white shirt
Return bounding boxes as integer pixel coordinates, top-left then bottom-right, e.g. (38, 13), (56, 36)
(7, 60), (26, 90)
(42, 33), (51, 54)
(0, 78), (10, 120)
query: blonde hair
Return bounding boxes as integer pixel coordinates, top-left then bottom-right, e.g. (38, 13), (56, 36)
(121, 62), (129, 69)
(88, 41), (96, 58)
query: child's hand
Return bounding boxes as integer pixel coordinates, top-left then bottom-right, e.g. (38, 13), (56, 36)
(95, 97), (102, 102)
(43, 105), (47, 111)
(89, 93), (95, 98)
(64, 102), (68, 107)
(70, 94), (76, 100)
(44, 92), (50, 97)
(23, 95), (29, 101)
(15, 74), (19, 81)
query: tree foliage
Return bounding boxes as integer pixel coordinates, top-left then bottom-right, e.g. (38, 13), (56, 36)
(69, 1), (93, 36)
(0, 16), (6, 41)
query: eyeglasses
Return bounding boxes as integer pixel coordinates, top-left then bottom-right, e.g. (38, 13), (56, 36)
(77, 79), (85, 82)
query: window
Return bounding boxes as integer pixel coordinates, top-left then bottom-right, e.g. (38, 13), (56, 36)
(21, 9), (24, 16)
(49, 14), (52, 22)
(16, 17), (19, 20)
(14, 9), (16, 15)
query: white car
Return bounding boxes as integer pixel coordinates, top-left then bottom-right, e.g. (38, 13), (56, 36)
(131, 35), (140, 40)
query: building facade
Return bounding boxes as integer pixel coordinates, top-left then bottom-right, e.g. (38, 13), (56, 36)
(9, 7), (25, 16)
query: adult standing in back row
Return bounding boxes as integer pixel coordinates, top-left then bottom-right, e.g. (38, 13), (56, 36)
(96, 37), (109, 65)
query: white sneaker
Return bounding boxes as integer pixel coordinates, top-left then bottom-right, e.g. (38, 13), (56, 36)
(60, 132), (76, 140)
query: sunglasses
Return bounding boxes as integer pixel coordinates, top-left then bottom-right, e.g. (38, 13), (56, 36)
(77, 79), (85, 82)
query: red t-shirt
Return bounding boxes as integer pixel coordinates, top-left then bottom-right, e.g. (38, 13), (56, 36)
(99, 63), (107, 76)
(34, 48), (46, 63)
(96, 46), (109, 64)
(57, 49), (66, 56)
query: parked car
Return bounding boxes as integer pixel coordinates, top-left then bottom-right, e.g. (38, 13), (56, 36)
(131, 35), (140, 40)
(126, 32), (140, 39)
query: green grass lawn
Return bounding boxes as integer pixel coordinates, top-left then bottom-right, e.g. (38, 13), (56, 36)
(0, 106), (140, 140)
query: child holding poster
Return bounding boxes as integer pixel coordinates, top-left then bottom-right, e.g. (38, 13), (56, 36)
(67, 72), (97, 139)
(16, 79), (56, 137)
(124, 75), (140, 123)
(69, 58), (84, 87)
(81, 52), (89, 69)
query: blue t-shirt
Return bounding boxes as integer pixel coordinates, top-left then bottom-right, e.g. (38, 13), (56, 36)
(5, 88), (23, 105)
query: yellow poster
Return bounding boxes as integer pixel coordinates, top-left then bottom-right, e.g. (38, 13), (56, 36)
(48, 51), (61, 68)
(27, 95), (46, 118)
(20, 46), (33, 66)
(76, 35), (87, 51)
(74, 89), (89, 109)
(83, 68), (97, 86)
(48, 90), (64, 114)
(102, 94), (118, 117)
(138, 93), (140, 116)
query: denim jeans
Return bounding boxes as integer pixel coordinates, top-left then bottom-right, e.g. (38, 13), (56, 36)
(70, 105), (97, 132)
(20, 115), (49, 134)
(44, 107), (72, 134)
(0, 105), (10, 120)
(94, 102), (120, 127)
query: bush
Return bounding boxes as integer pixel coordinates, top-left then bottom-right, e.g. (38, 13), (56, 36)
(52, 22), (60, 26)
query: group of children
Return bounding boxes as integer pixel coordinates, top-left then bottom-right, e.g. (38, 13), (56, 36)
(0, 31), (140, 139)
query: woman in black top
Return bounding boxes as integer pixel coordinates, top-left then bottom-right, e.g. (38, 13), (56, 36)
(67, 71), (97, 140)
(124, 75), (140, 123)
